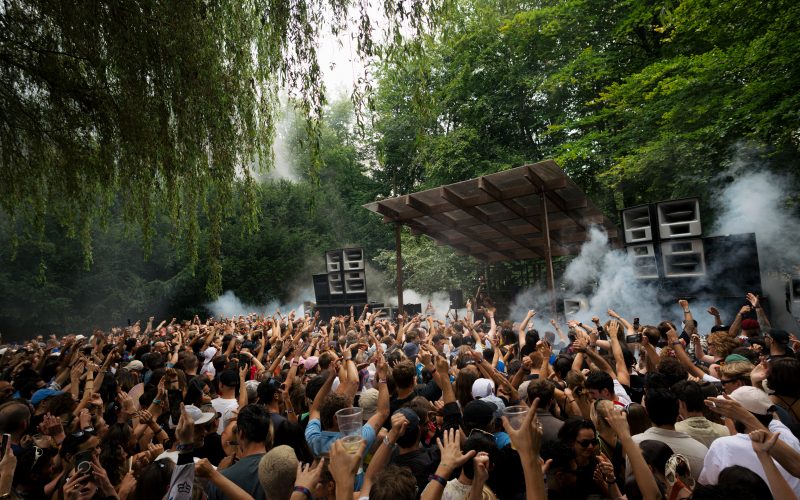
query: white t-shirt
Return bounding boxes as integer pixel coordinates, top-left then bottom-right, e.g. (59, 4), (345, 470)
(613, 379), (632, 406)
(698, 420), (800, 497)
(211, 396), (239, 435)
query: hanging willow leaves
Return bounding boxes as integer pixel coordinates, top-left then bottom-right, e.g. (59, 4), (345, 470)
(0, 0), (446, 296)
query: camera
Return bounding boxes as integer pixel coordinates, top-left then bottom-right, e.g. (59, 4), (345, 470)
(76, 460), (92, 474)
(625, 333), (642, 343)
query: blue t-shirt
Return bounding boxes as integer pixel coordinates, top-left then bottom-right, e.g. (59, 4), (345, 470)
(305, 418), (376, 489)
(304, 418), (377, 457)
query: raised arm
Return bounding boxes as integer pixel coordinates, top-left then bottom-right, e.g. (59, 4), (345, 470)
(605, 410), (660, 500)
(518, 310), (535, 349)
(667, 330), (708, 379)
(729, 304), (750, 337)
(605, 321), (630, 386)
(501, 399), (547, 500)
(677, 299), (697, 335)
(747, 293), (771, 330)
(707, 306), (723, 327)
(308, 365), (336, 421)
(750, 431), (795, 500)
(607, 309), (634, 334)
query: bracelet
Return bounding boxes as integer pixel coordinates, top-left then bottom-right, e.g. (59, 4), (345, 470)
(605, 477), (616, 484)
(683, 309), (690, 314)
(378, 379), (387, 385)
(176, 443), (194, 453)
(292, 486), (312, 499)
(429, 474), (448, 487)
(286, 409), (294, 414)
(152, 399), (162, 405)
(671, 341), (682, 346)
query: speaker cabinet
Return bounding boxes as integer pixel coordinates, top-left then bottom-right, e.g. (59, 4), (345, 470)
(626, 244), (659, 279)
(656, 198), (702, 240)
(449, 289), (464, 310)
(343, 248), (365, 271)
(313, 274), (331, 304)
(789, 275), (800, 317)
(326, 250), (343, 273)
(328, 272), (344, 295)
(344, 270), (366, 294)
(563, 297), (589, 316)
(622, 205), (655, 243)
(661, 239), (705, 278)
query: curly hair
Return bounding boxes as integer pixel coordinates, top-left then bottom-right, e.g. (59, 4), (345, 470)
(707, 332), (739, 359)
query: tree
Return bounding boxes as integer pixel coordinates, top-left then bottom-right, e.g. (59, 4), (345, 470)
(0, 0), (444, 295)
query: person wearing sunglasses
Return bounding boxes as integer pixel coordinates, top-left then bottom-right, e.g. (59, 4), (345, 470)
(557, 417), (603, 499)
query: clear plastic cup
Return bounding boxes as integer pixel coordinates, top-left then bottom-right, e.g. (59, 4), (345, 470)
(504, 405), (528, 430)
(336, 407), (363, 435)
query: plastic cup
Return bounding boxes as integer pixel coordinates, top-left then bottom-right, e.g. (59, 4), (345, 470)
(336, 407), (363, 435)
(504, 405), (528, 430)
(336, 407), (364, 454)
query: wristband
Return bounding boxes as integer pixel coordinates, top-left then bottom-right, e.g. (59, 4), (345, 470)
(683, 309), (690, 314)
(177, 443), (194, 453)
(429, 474), (447, 487)
(293, 486), (312, 499)
(671, 341), (682, 346)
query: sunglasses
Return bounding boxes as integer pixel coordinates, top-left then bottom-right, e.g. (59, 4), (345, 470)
(468, 428), (495, 440)
(576, 438), (598, 448)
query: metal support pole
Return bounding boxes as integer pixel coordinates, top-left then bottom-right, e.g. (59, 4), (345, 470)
(541, 189), (557, 317)
(395, 223), (404, 316)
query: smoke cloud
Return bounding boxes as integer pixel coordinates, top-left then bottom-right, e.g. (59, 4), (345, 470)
(710, 159), (800, 274)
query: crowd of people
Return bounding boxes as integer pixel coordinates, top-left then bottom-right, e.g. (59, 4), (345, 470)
(0, 292), (799, 500)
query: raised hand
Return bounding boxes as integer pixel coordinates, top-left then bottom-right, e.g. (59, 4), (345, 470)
(328, 439), (365, 485)
(604, 407), (631, 439)
(501, 399), (543, 456)
(295, 459), (325, 491)
(436, 428), (476, 477)
(749, 430), (779, 454)
(707, 306), (720, 317)
(746, 292), (760, 309)
(678, 299), (689, 310)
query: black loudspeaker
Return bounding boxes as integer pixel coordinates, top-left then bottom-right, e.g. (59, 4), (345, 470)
(656, 198), (702, 240)
(401, 303), (423, 318)
(621, 204), (656, 244)
(701, 233), (761, 296)
(626, 243), (659, 279)
(449, 289), (464, 310)
(661, 239), (706, 278)
(313, 274), (331, 304)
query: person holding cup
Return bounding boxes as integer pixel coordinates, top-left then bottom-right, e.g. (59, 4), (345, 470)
(304, 355), (390, 481)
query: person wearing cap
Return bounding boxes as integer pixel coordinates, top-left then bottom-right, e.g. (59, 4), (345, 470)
(699, 386), (800, 496)
(383, 403), (438, 493)
(256, 377), (287, 431)
(764, 328), (793, 361)
(211, 369), (240, 435)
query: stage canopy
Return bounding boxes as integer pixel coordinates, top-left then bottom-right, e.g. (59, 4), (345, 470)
(364, 160), (621, 263)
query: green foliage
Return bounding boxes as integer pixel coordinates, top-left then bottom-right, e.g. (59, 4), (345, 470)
(0, 0), (444, 295)
(375, 229), (478, 296)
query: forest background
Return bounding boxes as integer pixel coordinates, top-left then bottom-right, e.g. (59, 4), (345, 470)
(1, 0), (799, 339)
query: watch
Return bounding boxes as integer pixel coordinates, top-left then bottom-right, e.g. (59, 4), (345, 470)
(383, 435), (397, 449)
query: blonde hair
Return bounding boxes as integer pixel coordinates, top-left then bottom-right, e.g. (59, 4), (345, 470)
(719, 360), (754, 380)
(707, 332), (739, 359)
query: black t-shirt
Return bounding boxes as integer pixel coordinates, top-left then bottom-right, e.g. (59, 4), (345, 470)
(196, 432), (226, 466)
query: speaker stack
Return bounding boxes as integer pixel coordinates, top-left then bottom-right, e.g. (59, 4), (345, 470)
(315, 248), (368, 305)
(620, 198), (763, 304)
(621, 198), (705, 279)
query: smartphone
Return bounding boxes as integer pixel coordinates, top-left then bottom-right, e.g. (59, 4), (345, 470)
(168, 389), (183, 424)
(0, 433), (9, 458)
(74, 449), (94, 474)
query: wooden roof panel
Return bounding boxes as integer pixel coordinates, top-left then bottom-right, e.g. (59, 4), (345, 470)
(364, 160), (620, 261)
